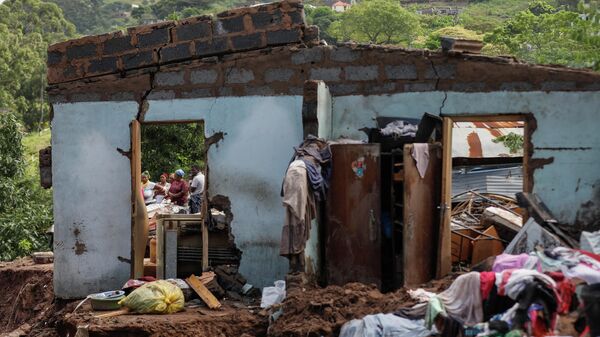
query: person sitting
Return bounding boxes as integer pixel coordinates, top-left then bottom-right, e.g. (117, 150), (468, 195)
(167, 169), (189, 206)
(153, 173), (170, 202)
(189, 164), (205, 214)
(141, 171), (156, 204)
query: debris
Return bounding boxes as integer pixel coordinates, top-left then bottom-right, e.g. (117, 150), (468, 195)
(186, 274), (222, 310)
(451, 191), (520, 265)
(504, 218), (562, 254)
(214, 265), (246, 293)
(516, 192), (579, 248)
(31, 252), (53, 264)
(260, 280), (286, 309)
(481, 206), (523, 237)
(117, 280), (184, 314)
(580, 230), (600, 254)
(196, 271), (226, 299)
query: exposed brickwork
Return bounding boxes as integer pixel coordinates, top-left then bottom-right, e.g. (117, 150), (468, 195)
(47, 1), (600, 101)
(48, 43), (600, 103)
(47, 0), (313, 84)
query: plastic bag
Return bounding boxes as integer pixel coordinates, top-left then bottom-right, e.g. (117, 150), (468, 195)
(118, 280), (184, 314)
(260, 280), (286, 308)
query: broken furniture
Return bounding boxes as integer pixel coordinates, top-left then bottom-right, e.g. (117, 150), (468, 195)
(324, 139), (444, 289)
(155, 213), (241, 279)
(450, 191), (518, 265)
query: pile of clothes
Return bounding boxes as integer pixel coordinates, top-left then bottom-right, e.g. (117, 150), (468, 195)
(341, 246), (600, 337)
(279, 136), (331, 271)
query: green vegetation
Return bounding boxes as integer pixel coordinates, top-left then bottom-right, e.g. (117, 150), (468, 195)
(329, 0), (422, 45)
(141, 123), (205, 182)
(493, 132), (524, 154)
(0, 0), (75, 131)
(485, 1), (600, 69)
(0, 114), (53, 261)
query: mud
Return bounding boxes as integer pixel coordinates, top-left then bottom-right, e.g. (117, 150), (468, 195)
(0, 258), (56, 337)
(58, 302), (268, 337)
(268, 275), (457, 337)
(0, 259), (456, 337)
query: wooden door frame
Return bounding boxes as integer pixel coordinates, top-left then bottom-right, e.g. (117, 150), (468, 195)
(438, 114), (532, 278)
(130, 119), (207, 278)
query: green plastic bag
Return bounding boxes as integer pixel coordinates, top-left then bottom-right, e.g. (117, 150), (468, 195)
(118, 280), (184, 314)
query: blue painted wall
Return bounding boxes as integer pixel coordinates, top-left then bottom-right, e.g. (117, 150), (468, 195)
(331, 91), (600, 229)
(52, 102), (138, 298)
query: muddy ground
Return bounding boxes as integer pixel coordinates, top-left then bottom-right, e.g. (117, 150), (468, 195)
(0, 259), (453, 337)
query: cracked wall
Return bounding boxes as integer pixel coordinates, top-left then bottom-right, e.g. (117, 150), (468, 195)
(47, 0), (600, 299)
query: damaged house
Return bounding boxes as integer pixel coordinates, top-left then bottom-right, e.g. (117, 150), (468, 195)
(44, 0), (600, 299)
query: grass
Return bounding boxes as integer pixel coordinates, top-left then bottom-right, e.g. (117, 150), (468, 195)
(22, 128), (51, 179)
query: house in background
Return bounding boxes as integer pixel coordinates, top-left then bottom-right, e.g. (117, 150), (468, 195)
(332, 1), (352, 12)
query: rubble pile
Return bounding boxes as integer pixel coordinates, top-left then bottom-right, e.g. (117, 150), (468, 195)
(268, 276), (455, 337)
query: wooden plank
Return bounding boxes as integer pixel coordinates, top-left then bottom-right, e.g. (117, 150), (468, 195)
(130, 120), (148, 279)
(437, 117), (453, 278)
(403, 143), (442, 286)
(201, 165), (209, 271)
(449, 114), (526, 122)
(186, 274), (222, 309)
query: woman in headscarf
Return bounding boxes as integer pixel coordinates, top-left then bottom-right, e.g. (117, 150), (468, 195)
(141, 171), (156, 204)
(167, 169), (189, 206)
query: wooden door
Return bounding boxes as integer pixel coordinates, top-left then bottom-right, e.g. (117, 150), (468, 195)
(403, 143), (442, 286)
(326, 144), (381, 287)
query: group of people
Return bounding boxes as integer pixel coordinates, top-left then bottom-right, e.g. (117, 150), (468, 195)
(141, 164), (205, 213)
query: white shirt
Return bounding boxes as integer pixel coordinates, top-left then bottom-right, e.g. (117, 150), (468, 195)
(190, 172), (205, 196)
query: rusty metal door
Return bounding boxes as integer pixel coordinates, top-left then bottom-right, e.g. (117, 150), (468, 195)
(326, 144), (381, 287)
(403, 143), (442, 286)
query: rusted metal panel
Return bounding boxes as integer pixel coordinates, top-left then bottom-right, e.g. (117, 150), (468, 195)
(326, 144), (381, 287)
(403, 143), (442, 286)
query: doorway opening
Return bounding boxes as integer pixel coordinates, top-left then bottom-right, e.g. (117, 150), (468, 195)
(130, 120), (241, 281)
(442, 115), (530, 272)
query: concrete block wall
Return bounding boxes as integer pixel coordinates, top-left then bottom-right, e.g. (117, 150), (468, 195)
(47, 0), (314, 84)
(48, 44), (600, 103)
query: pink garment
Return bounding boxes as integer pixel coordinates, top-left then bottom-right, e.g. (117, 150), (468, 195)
(480, 271), (496, 301)
(492, 253), (530, 272)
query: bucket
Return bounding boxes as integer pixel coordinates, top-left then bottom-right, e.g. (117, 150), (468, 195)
(90, 290), (125, 311)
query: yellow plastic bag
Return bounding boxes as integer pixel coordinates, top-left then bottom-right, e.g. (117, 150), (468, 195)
(118, 280), (184, 314)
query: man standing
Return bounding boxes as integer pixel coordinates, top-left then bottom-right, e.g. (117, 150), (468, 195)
(189, 164), (205, 214)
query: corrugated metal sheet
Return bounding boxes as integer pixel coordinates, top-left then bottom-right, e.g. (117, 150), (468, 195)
(453, 166), (523, 198)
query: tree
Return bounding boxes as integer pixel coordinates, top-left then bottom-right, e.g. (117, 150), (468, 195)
(305, 6), (340, 44)
(0, 113), (53, 261)
(484, 0), (600, 69)
(0, 0), (75, 130)
(141, 123), (206, 181)
(330, 0), (422, 45)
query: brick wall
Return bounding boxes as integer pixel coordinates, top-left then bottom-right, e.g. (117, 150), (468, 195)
(47, 0), (314, 84)
(48, 43), (600, 103)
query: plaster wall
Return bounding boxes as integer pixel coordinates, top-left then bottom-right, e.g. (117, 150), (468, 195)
(317, 82), (333, 140)
(331, 91), (600, 230)
(52, 102), (138, 298)
(145, 96), (304, 287)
